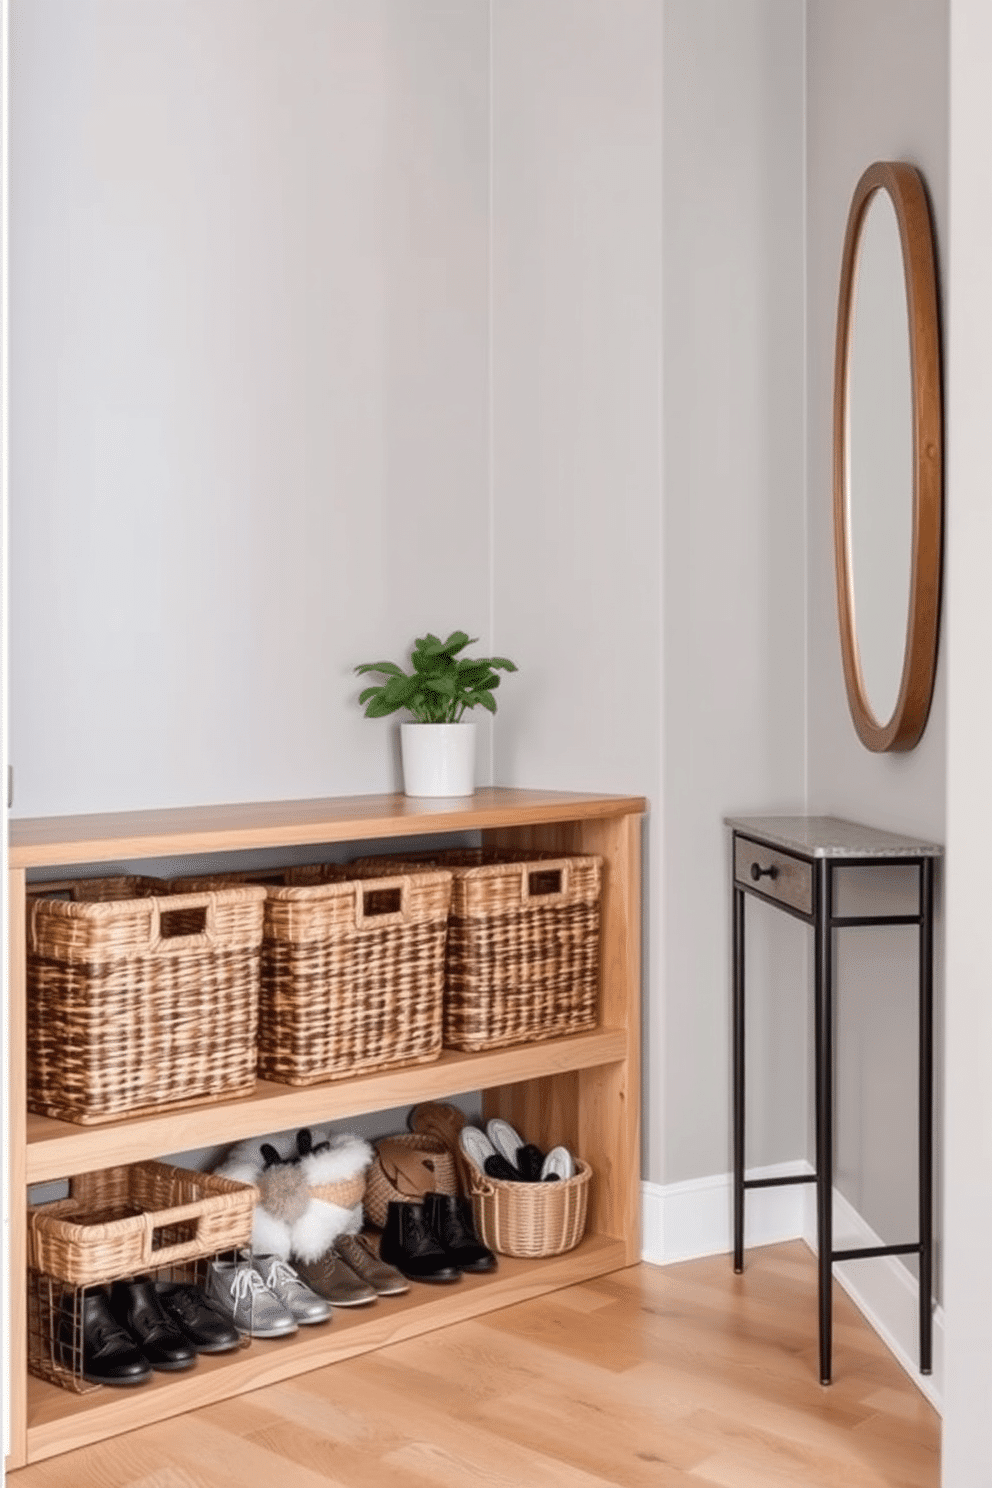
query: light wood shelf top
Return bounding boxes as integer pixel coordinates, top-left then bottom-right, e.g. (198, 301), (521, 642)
(25, 1233), (626, 1462)
(25, 1028), (629, 1184)
(10, 788), (646, 869)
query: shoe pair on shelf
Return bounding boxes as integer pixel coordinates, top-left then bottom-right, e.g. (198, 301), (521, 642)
(206, 1253), (333, 1337)
(63, 1277), (240, 1387)
(379, 1193), (496, 1284)
(208, 1238), (409, 1335)
(287, 1233), (411, 1309)
(460, 1119), (575, 1184)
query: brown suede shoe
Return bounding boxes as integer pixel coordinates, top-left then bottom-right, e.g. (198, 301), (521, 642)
(291, 1249), (377, 1308)
(334, 1233), (410, 1297)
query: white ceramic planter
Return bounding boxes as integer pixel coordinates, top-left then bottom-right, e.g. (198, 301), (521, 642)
(400, 722), (477, 797)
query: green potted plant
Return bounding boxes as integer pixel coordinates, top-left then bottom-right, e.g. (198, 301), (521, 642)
(355, 631), (518, 796)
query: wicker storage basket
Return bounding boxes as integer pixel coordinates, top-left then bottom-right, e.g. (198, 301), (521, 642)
(310, 1172), (367, 1210)
(465, 1156), (592, 1258)
(27, 880), (266, 1125)
(352, 849), (603, 1052)
(26, 1160), (258, 1287)
(364, 1134), (458, 1229)
(256, 866), (452, 1085)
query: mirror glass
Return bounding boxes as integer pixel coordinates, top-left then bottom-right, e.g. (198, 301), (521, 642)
(846, 190), (914, 726)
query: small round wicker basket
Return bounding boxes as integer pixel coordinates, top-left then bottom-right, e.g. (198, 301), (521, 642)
(465, 1157), (592, 1258)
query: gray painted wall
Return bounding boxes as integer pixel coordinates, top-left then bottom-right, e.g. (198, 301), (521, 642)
(661, 0), (807, 1184)
(10, 0), (492, 815)
(943, 2), (992, 1477)
(806, 0), (949, 1297)
(489, 0), (665, 1176)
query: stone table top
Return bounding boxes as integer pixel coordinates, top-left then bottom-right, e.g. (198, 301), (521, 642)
(724, 815), (943, 860)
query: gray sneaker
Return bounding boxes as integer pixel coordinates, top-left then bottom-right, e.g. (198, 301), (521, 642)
(204, 1259), (298, 1338)
(247, 1253), (332, 1326)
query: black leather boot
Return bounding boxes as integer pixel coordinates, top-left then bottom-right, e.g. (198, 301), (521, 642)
(108, 1279), (198, 1371)
(59, 1287), (152, 1387)
(423, 1192), (497, 1273)
(379, 1201), (462, 1283)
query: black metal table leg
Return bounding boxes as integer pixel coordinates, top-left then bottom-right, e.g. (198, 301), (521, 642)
(814, 859), (834, 1385)
(919, 856), (934, 1375)
(733, 881), (746, 1273)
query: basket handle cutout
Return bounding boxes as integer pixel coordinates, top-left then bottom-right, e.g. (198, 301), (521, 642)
(148, 893), (217, 953)
(363, 886), (402, 917)
(522, 861), (571, 903)
(528, 869), (562, 897)
(140, 1202), (206, 1266)
(354, 877), (409, 928)
(150, 1215), (201, 1252)
(159, 905), (208, 939)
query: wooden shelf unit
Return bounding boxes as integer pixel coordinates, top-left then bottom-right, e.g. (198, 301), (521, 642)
(7, 787), (645, 1470)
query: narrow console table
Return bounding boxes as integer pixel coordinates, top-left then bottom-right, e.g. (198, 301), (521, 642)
(725, 815), (942, 1385)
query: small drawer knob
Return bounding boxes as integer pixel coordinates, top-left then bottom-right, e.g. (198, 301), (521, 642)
(750, 861), (779, 883)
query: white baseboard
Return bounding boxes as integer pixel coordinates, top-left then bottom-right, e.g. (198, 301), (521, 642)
(640, 1160), (813, 1265)
(641, 1164), (944, 1414)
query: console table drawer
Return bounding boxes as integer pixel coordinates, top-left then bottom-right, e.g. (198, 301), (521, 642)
(734, 837), (812, 915)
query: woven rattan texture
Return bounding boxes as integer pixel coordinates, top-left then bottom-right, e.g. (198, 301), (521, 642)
(466, 1157), (592, 1257)
(26, 885), (265, 1125)
(364, 1134), (458, 1229)
(257, 871), (451, 1085)
(352, 850), (602, 1052)
(310, 1173), (366, 1210)
(26, 1161), (258, 1287)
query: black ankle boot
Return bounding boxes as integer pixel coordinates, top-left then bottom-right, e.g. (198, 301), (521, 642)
(379, 1201), (462, 1283)
(423, 1192), (497, 1273)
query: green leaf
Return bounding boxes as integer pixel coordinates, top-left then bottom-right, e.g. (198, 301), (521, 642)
(365, 695), (401, 718)
(455, 661), (491, 683)
(421, 631), (474, 658)
(488, 657), (518, 672)
(382, 674), (417, 705)
(358, 685), (384, 706)
(423, 676), (456, 697)
(469, 690), (498, 714)
(355, 661), (405, 677)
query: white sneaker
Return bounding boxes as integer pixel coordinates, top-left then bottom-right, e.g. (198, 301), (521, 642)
(248, 1253), (332, 1326)
(205, 1259), (297, 1338)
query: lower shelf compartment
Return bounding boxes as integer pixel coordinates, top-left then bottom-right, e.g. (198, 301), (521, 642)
(24, 1232), (629, 1464)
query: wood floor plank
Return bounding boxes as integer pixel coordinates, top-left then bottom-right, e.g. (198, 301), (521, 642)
(9, 1247), (939, 1488)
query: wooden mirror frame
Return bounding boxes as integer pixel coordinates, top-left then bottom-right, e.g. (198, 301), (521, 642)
(833, 161), (943, 753)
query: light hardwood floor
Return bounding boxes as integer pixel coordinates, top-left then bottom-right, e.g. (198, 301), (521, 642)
(10, 1242), (940, 1488)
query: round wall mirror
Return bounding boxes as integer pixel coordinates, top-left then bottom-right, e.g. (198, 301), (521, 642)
(833, 161), (943, 752)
